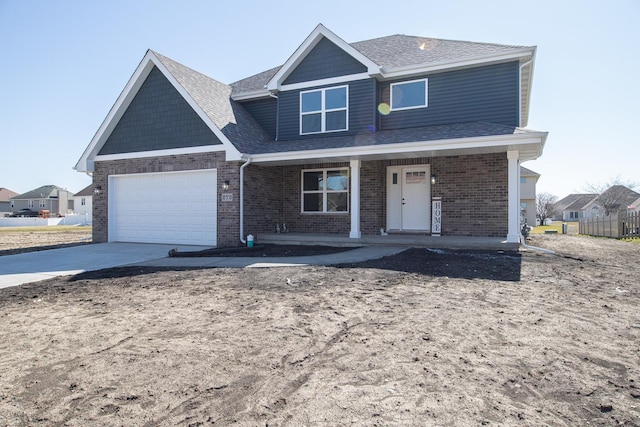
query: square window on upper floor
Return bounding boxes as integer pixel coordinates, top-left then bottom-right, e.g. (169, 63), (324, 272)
(390, 78), (428, 111)
(300, 86), (348, 135)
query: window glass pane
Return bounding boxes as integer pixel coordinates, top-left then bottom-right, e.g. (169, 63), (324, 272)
(325, 87), (346, 109)
(303, 193), (323, 212)
(327, 193), (348, 212)
(392, 80), (426, 109)
(301, 113), (321, 133)
(326, 170), (348, 191)
(303, 171), (323, 191)
(326, 110), (346, 131)
(301, 91), (322, 112)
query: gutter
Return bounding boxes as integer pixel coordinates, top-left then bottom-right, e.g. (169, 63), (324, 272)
(239, 157), (252, 244)
(519, 55), (534, 127)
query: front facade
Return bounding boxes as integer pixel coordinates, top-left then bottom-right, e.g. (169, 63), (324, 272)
(75, 25), (547, 246)
(9, 185), (72, 217)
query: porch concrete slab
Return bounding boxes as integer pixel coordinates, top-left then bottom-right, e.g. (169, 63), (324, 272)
(132, 246), (409, 268)
(0, 243), (210, 289)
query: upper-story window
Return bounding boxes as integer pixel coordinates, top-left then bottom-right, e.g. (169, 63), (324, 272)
(300, 86), (348, 135)
(390, 78), (428, 111)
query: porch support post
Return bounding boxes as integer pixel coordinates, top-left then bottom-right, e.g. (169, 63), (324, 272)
(349, 159), (361, 239)
(507, 150), (520, 243)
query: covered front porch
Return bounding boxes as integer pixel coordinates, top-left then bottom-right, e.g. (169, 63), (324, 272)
(258, 232), (520, 251)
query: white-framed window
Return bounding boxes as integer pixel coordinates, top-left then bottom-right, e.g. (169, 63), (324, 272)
(28, 200), (33, 208)
(10, 201), (14, 208)
(81, 198), (86, 206)
(301, 168), (349, 213)
(39, 199), (46, 208)
(300, 85), (348, 135)
(390, 78), (428, 111)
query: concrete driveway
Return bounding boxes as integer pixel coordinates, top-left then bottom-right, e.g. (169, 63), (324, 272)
(0, 243), (208, 289)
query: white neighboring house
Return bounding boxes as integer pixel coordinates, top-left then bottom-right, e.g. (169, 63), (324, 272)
(519, 166), (539, 226)
(72, 184), (93, 224)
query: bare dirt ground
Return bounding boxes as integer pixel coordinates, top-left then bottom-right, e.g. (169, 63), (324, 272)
(0, 227), (92, 256)
(0, 234), (639, 426)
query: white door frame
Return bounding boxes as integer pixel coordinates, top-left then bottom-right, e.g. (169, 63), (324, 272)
(386, 165), (431, 232)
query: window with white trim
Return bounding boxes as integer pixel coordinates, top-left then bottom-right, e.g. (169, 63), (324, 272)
(390, 78), (428, 111)
(28, 200), (33, 208)
(10, 201), (14, 208)
(39, 199), (46, 208)
(302, 168), (349, 213)
(81, 198), (86, 206)
(300, 86), (348, 135)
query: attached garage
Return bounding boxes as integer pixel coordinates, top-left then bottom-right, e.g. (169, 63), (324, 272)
(108, 169), (217, 246)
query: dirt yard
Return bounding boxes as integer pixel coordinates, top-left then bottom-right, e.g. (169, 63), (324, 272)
(0, 234), (639, 426)
(0, 226), (92, 256)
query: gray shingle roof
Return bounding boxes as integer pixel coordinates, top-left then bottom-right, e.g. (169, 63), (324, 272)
(0, 188), (18, 202)
(234, 121), (537, 155)
(556, 194), (598, 211)
(231, 34), (532, 97)
(13, 185), (66, 200)
(153, 51), (271, 146)
(74, 184), (93, 197)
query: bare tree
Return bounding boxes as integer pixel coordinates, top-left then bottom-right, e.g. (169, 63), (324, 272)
(583, 177), (640, 216)
(536, 192), (558, 225)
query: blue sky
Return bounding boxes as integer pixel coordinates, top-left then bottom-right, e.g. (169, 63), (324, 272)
(1, 0), (638, 199)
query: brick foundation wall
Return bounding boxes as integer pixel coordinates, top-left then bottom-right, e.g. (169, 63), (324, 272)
(92, 152), (241, 246)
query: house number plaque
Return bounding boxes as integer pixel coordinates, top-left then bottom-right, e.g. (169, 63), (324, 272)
(432, 197), (442, 236)
(221, 193), (233, 202)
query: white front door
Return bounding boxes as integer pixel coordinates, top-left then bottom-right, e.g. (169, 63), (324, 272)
(387, 166), (430, 231)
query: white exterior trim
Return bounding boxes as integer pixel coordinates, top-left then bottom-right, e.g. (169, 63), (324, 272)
(266, 24), (380, 92)
(249, 132), (548, 164)
(95, 145), (225, 163)
(75, 51), (241, 173)
(349, 159), (361, 238)
(299, 85), (349, 135)
(280, 73), (371, 93)
(380, 49), (535, 79)
(507, 150), (520, 243)
(390, 78), (428, 111)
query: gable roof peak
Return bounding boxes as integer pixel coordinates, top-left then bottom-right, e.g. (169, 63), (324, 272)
(265, 23), (380, 92)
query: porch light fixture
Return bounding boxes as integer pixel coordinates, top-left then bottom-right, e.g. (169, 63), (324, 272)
(222, 180), (230, 191)
(430, 175), (436, 185)
(93, 186), (102, 195)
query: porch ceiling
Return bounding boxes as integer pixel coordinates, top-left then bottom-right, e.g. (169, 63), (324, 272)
(247, 127), (546, 166)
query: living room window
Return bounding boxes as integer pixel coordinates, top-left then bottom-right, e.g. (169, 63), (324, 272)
(390, 78), (428, 111)
(300, 86), (348, 135)
(301, 168), (349, 213)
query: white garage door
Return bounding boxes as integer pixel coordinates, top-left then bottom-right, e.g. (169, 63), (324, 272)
(109, 169), (217, 246)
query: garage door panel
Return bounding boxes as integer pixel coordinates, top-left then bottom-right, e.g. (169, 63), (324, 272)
(110, 170), (217, 246)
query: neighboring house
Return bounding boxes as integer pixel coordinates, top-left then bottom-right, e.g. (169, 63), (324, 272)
(10, 185), (73, 217)
(553, 194), (599, 221)
(519, 166), (539, 226)
(72, 184), (93, 223)
(0, 187), (19, 217)
(554, 185), (640, 221)
(629, 196), (640, 213)
(75, 24), (548, 246)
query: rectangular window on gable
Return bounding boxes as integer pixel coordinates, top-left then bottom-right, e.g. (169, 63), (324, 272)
(390, 78), (428, 111)
(301, 168), (349, 213)
(300, 86), (348, 135)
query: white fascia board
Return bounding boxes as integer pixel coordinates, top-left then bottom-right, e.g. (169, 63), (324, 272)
(278, 73), (372, 92)
(75, 51), (157, 172)
(231, 89), (272, 101)
(380, 48), (535, 80)
(266, 24), (380, 92)
(94, 145), (226, 162)
(75, 51), (241, 172)
(250, 132), (548, 164)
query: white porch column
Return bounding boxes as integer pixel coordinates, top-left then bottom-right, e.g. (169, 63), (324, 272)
(349, 159), (361, 239)
(507, 150), (520, 243)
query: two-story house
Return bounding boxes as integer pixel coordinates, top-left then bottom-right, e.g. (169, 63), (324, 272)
(75, 24), (547, 247)
(9, 185), (72, 217)
(519, 166), (540, 226)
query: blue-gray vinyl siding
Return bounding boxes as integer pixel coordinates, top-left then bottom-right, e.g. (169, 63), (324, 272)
(283, 37), (368, 85)
(277, 79), (376, 141)
(379, 62), (520, 130)
(99, 66), (221, 155)
(240, 97), (278, 139)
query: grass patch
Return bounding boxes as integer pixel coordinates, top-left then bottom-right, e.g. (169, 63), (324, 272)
(0, 225), (92, 233)
(530, 221), (579, 235)
(621, 237), (640, 245)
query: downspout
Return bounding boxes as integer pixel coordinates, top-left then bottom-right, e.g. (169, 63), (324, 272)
(270, 93), (279, 141)
(519, 58), (533, 127)
(239, 156), (252, 244)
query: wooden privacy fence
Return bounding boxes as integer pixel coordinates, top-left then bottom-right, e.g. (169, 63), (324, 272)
(579, 212), (640, 238)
